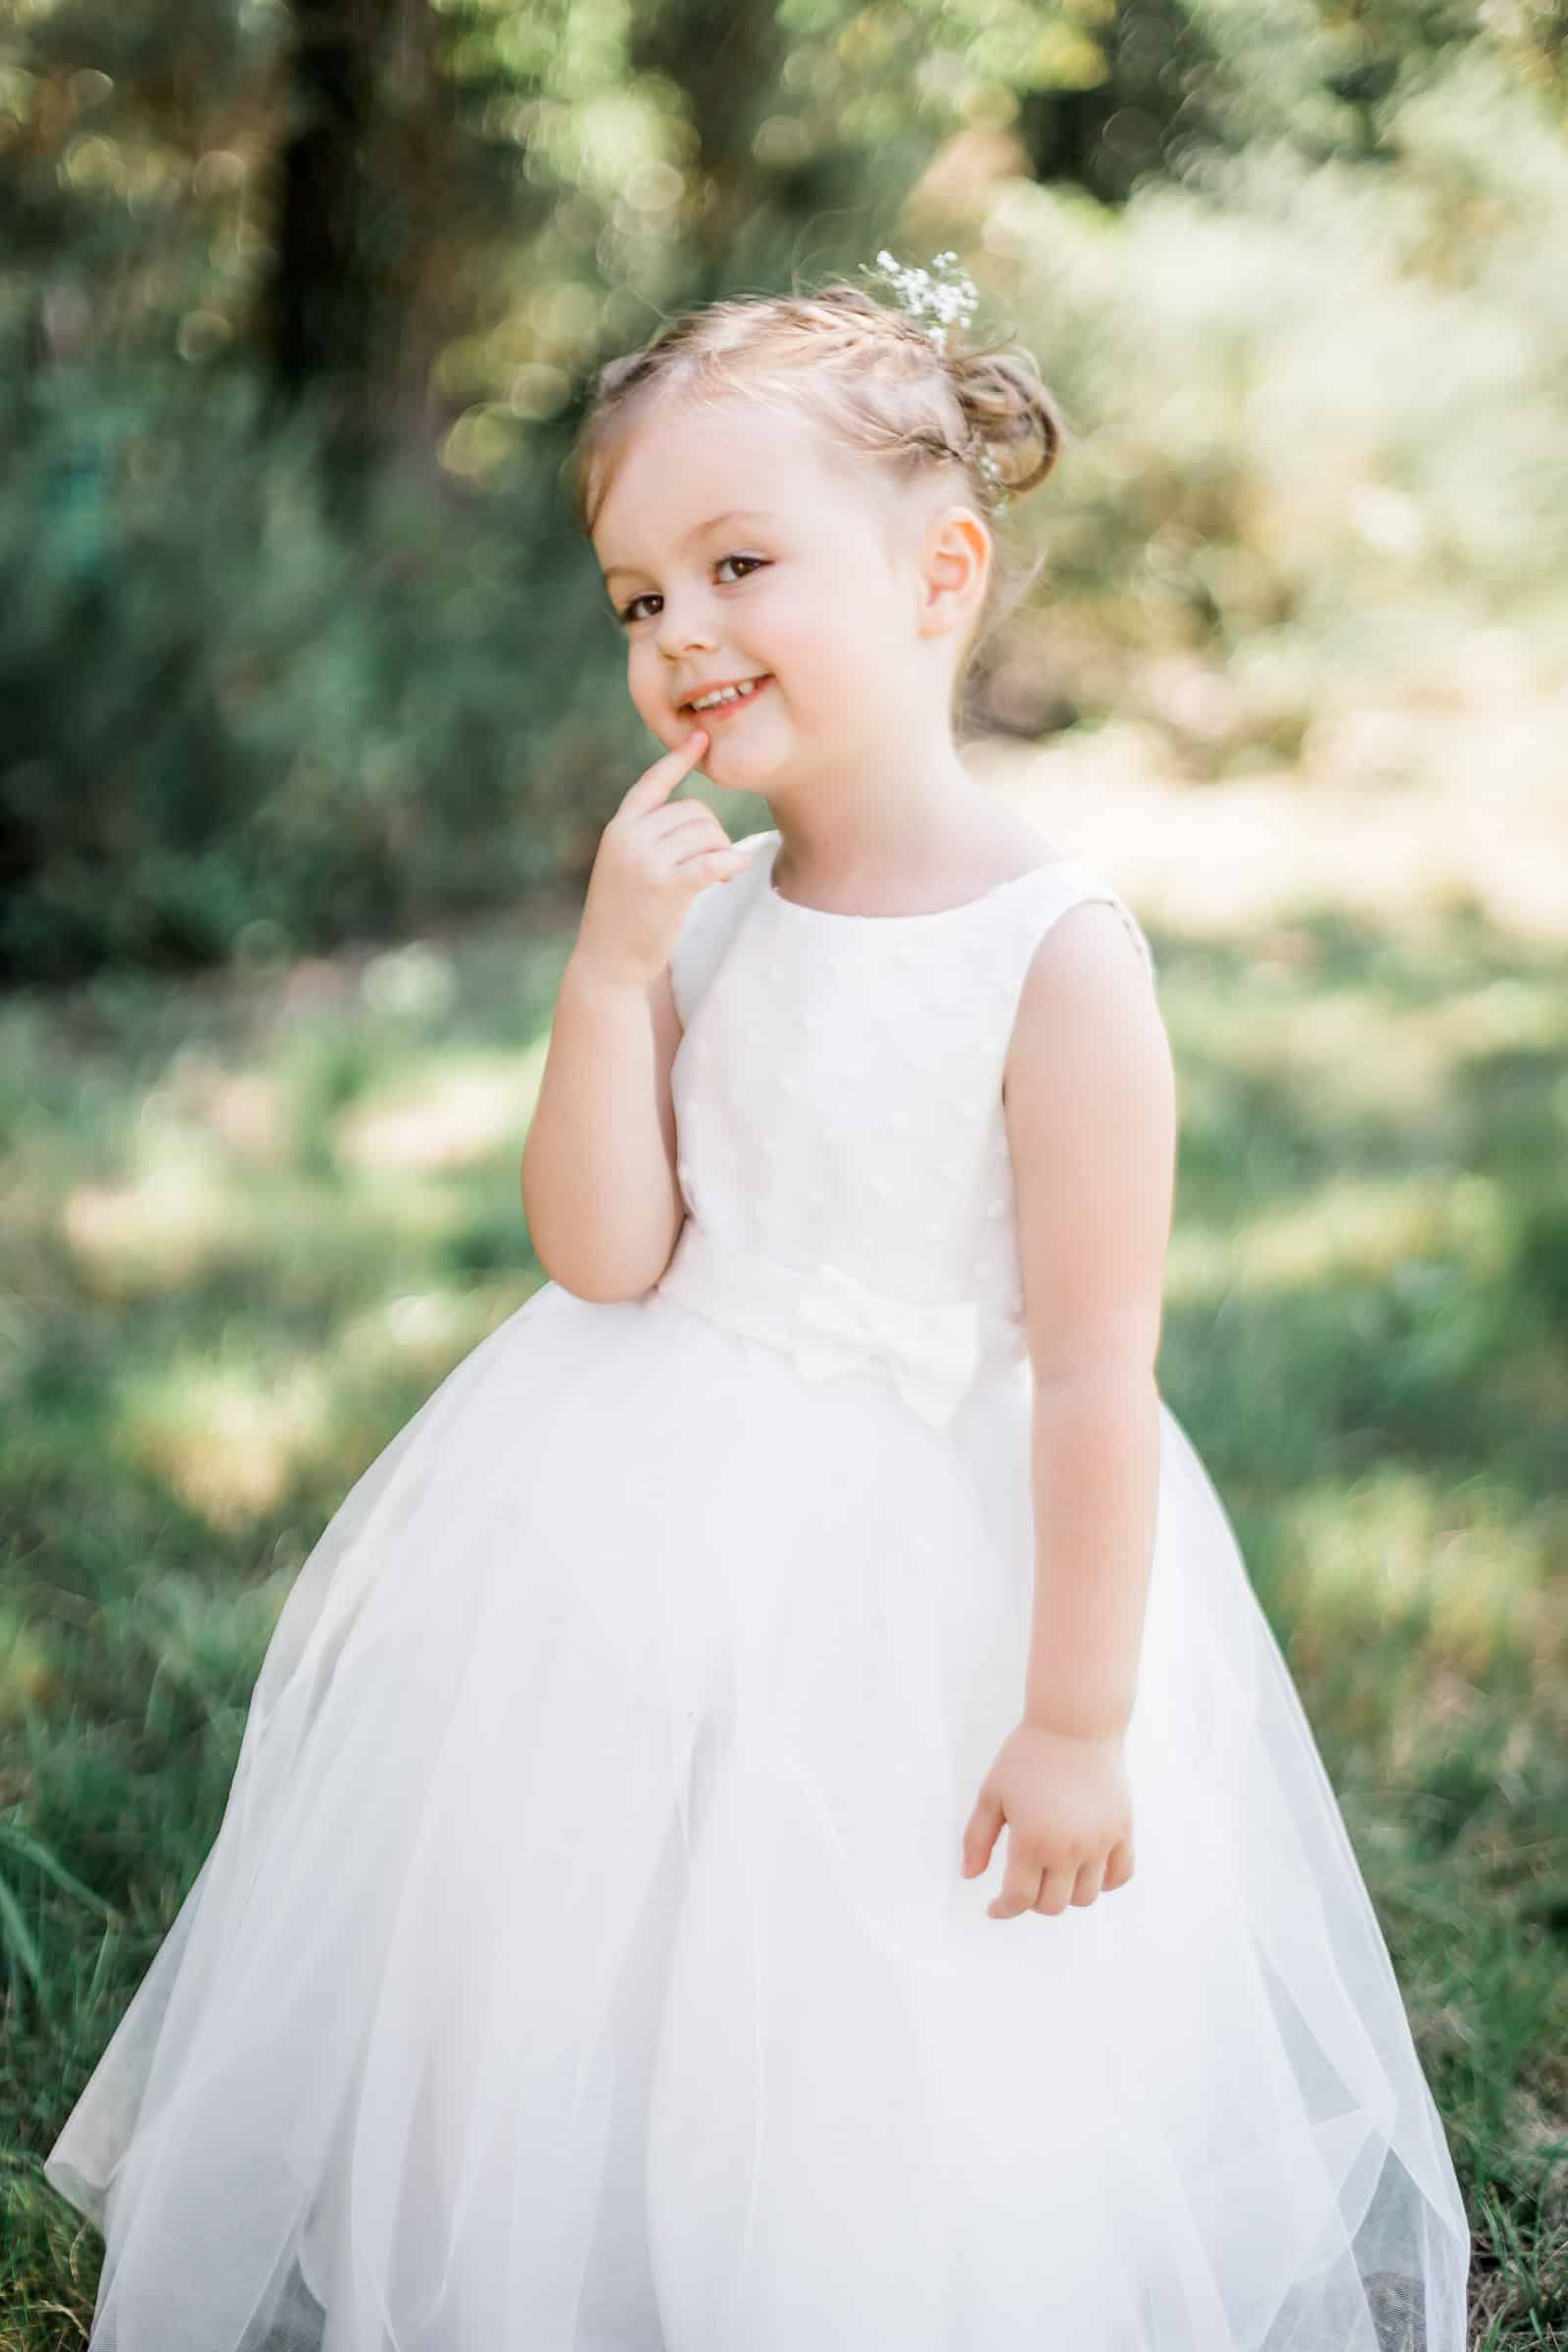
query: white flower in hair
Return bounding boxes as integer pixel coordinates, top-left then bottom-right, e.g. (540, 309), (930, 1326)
(860, 248), (979, 348)
(858, 246), (1012, 511)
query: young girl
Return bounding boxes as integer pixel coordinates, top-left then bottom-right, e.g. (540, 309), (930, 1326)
(46, 255), (1470, 2352)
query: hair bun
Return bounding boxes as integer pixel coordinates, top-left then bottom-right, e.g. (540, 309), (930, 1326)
(944, 340), (1064, 505)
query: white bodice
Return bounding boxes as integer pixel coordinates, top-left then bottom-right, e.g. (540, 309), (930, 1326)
(652, 826), (1157, 1424)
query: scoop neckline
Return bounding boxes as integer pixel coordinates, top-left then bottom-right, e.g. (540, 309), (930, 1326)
(759, 829), (1081, 925)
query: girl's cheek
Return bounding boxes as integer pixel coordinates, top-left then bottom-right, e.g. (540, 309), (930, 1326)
(759, 596), (826, 663)
(628, 648), (663, 705)
(626, 662), (671, 735)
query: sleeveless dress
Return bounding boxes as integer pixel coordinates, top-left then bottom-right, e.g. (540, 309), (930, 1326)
(44, 826), (1471, 2352)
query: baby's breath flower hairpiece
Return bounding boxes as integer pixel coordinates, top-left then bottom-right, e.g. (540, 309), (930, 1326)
(860, 248), (978, 350)
(858, 246), (1011, 511)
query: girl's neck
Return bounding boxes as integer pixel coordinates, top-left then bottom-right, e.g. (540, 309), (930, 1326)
(767, 785), (1063, 913)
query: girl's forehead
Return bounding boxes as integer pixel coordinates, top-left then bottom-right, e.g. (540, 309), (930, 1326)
(622, 391), (815, 470)
(593, 399), (842, 538)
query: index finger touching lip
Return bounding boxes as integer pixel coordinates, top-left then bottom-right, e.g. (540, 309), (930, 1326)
(627, 727), (710, 809)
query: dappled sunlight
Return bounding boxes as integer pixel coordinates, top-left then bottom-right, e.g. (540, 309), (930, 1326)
(0, 1602), (58, 1719)
(980, 694), (1568, 945)
(162, 1049), (292, 1163)
(1164, 1170), (1505, 1302)
(1387, 1663), (1494, 1769)
(1286, 979), (1566, 1124)
(61, 1152), (237, 1298)
(109, 1285), (534, 1540)
(333, 1044), (546, 1176)
(122, 1352), (335, 1534)
(1275, 1467), (1553, 1684)
(331, 1282), (522, 1385)
(1167, 975), (1566, 1124)
(57, 1060), (300, 1296)
(47, 1039), (545, 1304)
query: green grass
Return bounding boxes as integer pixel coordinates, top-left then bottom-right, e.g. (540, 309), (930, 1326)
(2, 882), (1564, 2348)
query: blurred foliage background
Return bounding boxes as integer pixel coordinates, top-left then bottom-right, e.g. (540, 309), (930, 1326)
(1, 0), (1565, 978)
(3, 0), (1567, 2343)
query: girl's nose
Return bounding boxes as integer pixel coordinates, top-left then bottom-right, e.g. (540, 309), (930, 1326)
(654, 597), (716, 661)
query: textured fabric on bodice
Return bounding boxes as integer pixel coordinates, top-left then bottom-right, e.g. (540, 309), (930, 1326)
(652, 826), (1157, 1423)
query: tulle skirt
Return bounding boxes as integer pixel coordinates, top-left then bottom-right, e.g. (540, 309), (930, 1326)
(44, 1276), (1471, 2350)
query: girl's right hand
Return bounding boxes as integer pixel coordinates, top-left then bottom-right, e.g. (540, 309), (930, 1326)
(570, 728), (765, 989)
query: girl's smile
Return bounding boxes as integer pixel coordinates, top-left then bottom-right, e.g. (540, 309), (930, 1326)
(684, 673), (775, 726)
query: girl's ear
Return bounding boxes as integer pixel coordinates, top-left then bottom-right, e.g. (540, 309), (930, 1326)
(916, 504), (990, 640)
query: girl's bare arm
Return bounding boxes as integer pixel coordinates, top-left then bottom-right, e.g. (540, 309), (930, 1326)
(960, 901), (1174, 1920)
(1004, 901), (1177, 1740)
(520, 728), (756, 1301)
(522, 954), (685, 1302)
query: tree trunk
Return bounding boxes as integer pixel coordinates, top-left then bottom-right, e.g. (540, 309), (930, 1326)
(257, 0), (386, 526)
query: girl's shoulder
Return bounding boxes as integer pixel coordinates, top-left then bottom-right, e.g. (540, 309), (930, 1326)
(972, 857), (1163, 1073)
(1007, 859), (1157, 995)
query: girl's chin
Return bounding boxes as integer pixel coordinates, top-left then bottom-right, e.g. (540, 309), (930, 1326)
(688, 733), (781, 787)
(698, 755), (780, 793)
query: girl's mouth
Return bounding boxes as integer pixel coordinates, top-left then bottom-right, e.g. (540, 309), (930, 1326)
(685, 674), (774, 727)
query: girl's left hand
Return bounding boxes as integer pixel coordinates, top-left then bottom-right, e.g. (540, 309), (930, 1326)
(960, 1719), (1136, 1920)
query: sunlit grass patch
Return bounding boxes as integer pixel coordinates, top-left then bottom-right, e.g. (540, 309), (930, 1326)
(1276, 1466), (1556, 1685)
(0, 1602), (60, 1722)
(333, 1043), (548, 1176)
(1166, 1170), (1509, 1302)
(59, 1151), (238, 1298)
(107, 1273), (539, 1537)
(117, 1348), (336, 1532)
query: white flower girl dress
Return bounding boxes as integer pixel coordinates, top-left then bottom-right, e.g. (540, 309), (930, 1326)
(45, 827), (1471, 2351)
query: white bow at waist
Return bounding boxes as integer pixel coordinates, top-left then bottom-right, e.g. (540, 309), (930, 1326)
(650, 1221), (1027, 1428)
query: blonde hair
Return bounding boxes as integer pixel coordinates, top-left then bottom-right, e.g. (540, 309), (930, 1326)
(566, 275), (1066, 693)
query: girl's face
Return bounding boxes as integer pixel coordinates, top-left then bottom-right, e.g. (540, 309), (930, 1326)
(590, 396), (943, 797)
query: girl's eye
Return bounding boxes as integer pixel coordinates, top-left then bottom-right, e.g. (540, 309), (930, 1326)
(616, 554), (767, 627)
